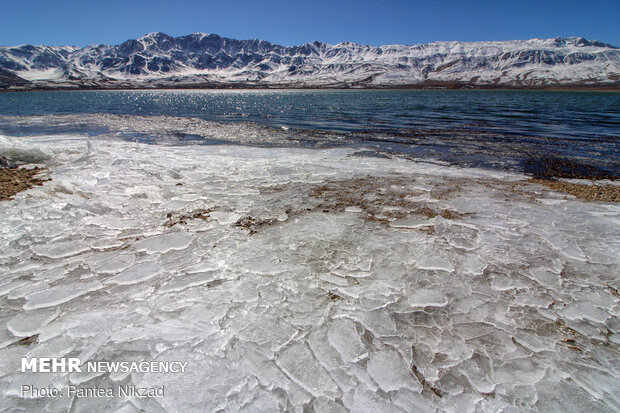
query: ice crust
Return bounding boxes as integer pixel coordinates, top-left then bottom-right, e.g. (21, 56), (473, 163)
(133, 232), (193, 254)
(0, 132), (619, 412)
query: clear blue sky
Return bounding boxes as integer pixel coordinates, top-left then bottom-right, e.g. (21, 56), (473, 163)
(1, 0), (618, 47)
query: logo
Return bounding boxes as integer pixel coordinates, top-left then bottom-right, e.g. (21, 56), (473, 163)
(21, 358), (187, 373)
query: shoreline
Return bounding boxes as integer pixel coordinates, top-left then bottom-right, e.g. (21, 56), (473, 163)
(2, 84), (620, 93)
(0, 112), (617, 185)
(1, 132), (618, 203)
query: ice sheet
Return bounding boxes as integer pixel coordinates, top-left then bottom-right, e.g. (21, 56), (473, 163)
(0, 132), (618, 412)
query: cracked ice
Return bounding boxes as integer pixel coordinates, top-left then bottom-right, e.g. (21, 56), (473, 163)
(0, 132), (619, 412)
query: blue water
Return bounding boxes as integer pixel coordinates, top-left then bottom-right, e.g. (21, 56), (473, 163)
(0, 89), (618, 177)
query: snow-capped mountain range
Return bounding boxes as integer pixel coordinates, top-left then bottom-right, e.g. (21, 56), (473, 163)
(1, 32), (619, 89)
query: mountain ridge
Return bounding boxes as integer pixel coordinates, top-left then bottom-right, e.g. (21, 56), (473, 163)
(1, 33), (619, 89)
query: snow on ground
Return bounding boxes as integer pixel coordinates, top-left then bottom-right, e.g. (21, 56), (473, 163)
(0, 133), (618, 412)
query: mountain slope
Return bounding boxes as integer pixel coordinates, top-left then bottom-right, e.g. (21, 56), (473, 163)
(1, 33), (619, 89)
(0, 68), (30, 88)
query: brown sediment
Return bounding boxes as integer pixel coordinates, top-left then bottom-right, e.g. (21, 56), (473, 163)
(235, 175), (472, 235)
(429, 181), (464, 200)
(309, 176), (425, 220)
(164, 208), (215, 227)
(234, 216), (278, 235)
(529, 178), (620, 202)
(0, 167), (49, 201)
(309, 176), (468, 222)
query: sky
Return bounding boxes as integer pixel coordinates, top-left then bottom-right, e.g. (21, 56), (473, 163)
(1, 0), (618, 47)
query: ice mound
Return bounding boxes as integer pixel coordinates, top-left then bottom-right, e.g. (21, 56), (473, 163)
(6, 308), (59, 337)
(133, 232), (193, 254)
(107, 261), (163, 285)
(367, 349), (421, 392)
(328, 318), (368, 363)
(407, 289), (449, 308)
(0, 133), (618, 412)
(32, 240), (90, 259)
(23, 281), (103, 310)
(0, 135), (51, 167)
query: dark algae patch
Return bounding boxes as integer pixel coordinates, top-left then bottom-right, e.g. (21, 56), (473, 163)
(523, 156), (618, 180)
(529, 179), (620, 202)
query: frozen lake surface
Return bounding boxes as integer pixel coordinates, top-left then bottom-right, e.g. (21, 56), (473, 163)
(0, 128), (618, 412)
